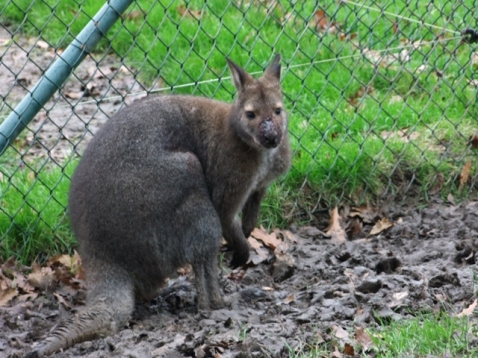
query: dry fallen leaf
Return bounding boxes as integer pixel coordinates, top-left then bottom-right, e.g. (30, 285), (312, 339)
(311, 9), (339, 34)
(247, 237), (269, 264)
(332, 325), (349, 340)
(456, 299), (477, 317)
(348, 85), (373, 106)
(297, 225), (328, 238)
(27, 264), (57, 291)
(429, 172), (444, 195)
(35, 40), (49, 49)
(368, 217), (394, 237)
(469, 134), (478, 149)
(346, 217), (363, 240)
(53, 292), (73, 309)
(274, 229), (298, 243)
(348, 205), (379, 224)
(251, 226), (282, 250)
(283, 293), (295, 304)
(355, 326), (374, 350)
(458, 161), (472, 191)
(64, 91), (83, 100)
(343, 343), (355, 356)
(125, 10), (144, 22)
(326, 207), (346, 244)
(177, 5), (202, 18)
(49, 254), (74, 269)
(0, 286), (18, 306)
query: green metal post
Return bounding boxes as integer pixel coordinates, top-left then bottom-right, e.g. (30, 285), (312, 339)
(0, 0), (135, 155)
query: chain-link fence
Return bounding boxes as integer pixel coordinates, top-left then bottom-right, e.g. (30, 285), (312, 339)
(1, 0), (477, 261)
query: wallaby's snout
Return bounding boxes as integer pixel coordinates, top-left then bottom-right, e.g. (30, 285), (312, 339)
(259, 116), (282, 148)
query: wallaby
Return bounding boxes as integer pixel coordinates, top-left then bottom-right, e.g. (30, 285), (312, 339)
(27, 54), (291, 357)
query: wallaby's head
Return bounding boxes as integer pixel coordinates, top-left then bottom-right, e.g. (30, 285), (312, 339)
(227, 54), (286, 150)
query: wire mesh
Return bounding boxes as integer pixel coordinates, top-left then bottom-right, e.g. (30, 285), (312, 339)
(0, 0), (477, 261)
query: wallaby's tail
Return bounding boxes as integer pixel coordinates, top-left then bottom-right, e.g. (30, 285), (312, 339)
(26, 269), (135, 357)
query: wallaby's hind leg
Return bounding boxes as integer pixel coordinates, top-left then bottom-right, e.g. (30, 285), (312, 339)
(28, 266), (134, 358)
(193, 254), (224, 310)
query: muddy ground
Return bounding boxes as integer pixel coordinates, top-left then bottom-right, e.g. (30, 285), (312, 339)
(1, 26), (478, 358)
(1, 200), (478, 357)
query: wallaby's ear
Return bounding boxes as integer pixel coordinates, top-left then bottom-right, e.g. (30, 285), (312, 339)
(227, 58), (252, 92)
(264, 54), (281, 81)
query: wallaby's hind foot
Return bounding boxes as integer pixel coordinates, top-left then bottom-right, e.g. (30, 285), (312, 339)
(193, 255), (225, 310)
(27, 270), (134, 357)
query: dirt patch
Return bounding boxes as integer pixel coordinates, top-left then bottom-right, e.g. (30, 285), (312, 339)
(1, 200), (478, 357)
(0, 25), (161, 162)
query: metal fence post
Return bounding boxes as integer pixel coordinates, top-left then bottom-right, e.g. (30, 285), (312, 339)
(0, 0), (135, 155)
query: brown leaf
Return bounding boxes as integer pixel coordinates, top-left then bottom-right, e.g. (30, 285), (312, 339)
(332, 325), (349, 340)
(326, 207), (346, 244)
(53, 292), (73, 309)
(27, 264), (57, 291)
(348, 85), (373, 106)
(311, 10), (339, 34)
(458, 161), (472, 191)
(251, 226), (282, 250)
(177, 5), (202, 18)
(392, 22), (399, 34)
(348, 205), (379, 224)
(64, 91), (83, 100)
(297, 225), (328, 238)
(125, 10), (144, 22)
(49, 254), (74, 269)
(339, 32), (357, 41)
(456, 299), (477, 317)
(274, 229), (298, 243)
(283, 293), (295, 304)
(368, 217), (394, 237)
(343, 343), (355, 356)
(429, 172), (444, 195)
(35, 40), (49, 49)
(227, 269), (246, 282)
(1, 256), (16, 270)
(0, 286), (18, 306)
(388, 291), (409, 308)
(355, 326), (374, 350)
(346, 217), (363, 240)
(469, 134), (478, 149)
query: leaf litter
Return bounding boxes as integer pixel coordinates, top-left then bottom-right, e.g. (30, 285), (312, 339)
(1, 200), (478, 356)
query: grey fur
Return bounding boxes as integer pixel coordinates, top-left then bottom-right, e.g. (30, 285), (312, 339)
(27, 54), (291, 356)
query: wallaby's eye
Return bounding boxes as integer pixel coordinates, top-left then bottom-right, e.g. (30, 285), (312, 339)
(275, 108), (282, 115)
(245, 111), (256, 120)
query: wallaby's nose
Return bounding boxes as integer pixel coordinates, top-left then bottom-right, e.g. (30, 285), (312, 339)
(264, 131), (279, 147)
(260, 118), (281, 148)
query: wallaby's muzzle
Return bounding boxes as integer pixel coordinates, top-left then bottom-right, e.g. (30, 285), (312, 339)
(259, 118), (282, 149)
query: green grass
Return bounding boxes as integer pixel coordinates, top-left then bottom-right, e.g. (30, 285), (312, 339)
(286, 313), (478, 357)
(369, 313), (478, 357)
(1, 0), (478, 260)
(0, 156), (77, 263)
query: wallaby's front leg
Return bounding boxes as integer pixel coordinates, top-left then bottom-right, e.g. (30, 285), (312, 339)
(241, 188), (266, 238)
(222, 216), (250, 268)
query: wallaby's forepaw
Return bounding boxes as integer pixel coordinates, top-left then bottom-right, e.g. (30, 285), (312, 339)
(229, 250), (250, 268)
